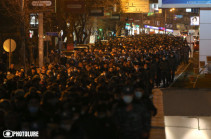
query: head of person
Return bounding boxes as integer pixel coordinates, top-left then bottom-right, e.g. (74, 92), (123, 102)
(10, 64), (14, 69)
(31, 68), (36, 75)
(25, 91), (41, 114)
(162, 56), (166, 61)
(42, 90), (59, 107)
(144, 64), (148, 70)
(121, 86), (134, 104)
(12, 89), (26, 110)
(134, 88), (144, 99)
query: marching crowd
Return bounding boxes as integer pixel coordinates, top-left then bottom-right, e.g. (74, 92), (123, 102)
(0, 35), (190, 139)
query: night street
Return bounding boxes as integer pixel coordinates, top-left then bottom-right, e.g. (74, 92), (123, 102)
(1, 0), (211, 139)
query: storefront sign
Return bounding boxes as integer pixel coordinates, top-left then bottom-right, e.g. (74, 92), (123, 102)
(121, 0), (149, 13)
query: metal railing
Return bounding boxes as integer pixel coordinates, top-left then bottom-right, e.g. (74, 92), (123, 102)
(192, 64), (209, 88)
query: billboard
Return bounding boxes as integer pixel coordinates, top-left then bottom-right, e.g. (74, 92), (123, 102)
(190, 16), (199, 25)
(159, 0), (211, 8)
(121, 0), (149, 13)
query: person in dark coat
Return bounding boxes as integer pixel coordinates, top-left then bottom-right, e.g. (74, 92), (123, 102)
(60, 53), (67, 66)
(159, 56), (170, 87)
(142, 64), (153, 96)
(154, 57), (161, 88)
(183, 45), (191, 64)
(113, 86), (148, 139)
(48, 50), (55, 63)
(150, 59), (158, 87)
(168, 53), (177, 82)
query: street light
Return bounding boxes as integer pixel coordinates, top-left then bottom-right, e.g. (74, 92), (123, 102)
(165, 8), (176, 34)
(170, 8), (175, 12)
(170, 8), (175, 31)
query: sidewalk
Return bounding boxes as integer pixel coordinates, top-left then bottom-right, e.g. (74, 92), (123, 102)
(169, 51), (211, 89)
(149, 89), (166, 139)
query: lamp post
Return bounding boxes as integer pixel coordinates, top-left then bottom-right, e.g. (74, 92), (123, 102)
(170, 8), (175, 32)
(38, 13), (44, 67)
(21, 0), (26, 71)
(165, 8), (175, 34)
(165, 9), (167, 34)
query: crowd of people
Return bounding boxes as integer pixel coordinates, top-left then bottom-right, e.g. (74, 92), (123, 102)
(0, 35), (190, 139)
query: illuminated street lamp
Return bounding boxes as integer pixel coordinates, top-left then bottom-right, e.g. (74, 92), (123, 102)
(170, 8), (175, 12)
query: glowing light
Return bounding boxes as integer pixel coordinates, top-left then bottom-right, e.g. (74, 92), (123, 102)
(121, 0), (149, 13)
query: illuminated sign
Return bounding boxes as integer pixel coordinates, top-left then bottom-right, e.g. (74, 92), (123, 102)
(121, 0), (149, 13)
(147, 12), (154, 16)
(144, 25), (173, 32)
(30, 14), (38, 28)
(162, 0), (211, 4)
(149, 3), (159, 12)
(190, 16), (199, 26)
(159, 0), (211, 8)
(174, 15), (183, 19)
(186, 8), (192, 12)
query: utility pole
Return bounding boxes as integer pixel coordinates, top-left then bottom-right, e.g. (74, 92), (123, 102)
(141, 12), (143, 34)
(38, 13), (44, 67)
(21, 0), (26, 71)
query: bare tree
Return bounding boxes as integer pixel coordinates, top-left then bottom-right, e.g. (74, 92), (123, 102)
(60, 0), (121, 44)
(0, 0), (54, 67)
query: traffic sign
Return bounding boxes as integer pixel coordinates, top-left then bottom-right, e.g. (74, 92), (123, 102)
(3, 39), (16, 68)
(46, 32), (58, 36)
(90, 7), (104, 16)
(3, 39), (16, 53)
(32, 1), (52, 7)
(65, 0), (85, 14)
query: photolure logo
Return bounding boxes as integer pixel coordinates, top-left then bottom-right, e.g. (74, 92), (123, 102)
(3, 130), (12, 138)
(3, 130), (39, 138)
